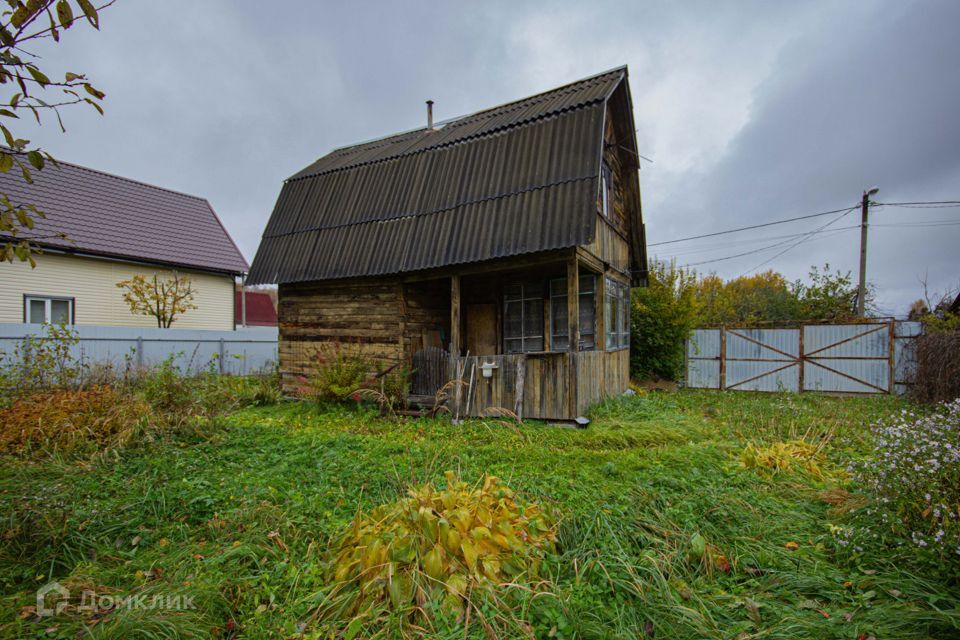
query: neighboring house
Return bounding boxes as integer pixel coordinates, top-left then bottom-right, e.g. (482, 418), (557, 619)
(235, 290), (278, 327)
(248, 66), (648, 419)
(0, 158), (248, 330)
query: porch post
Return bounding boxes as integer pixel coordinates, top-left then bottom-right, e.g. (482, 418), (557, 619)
(567, 256), (579, 351)
(567, 255), (579, 417)
(450, 275), (461, 356)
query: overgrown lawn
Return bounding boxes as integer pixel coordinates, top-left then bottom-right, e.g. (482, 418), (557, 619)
(1, 391), (958, 638)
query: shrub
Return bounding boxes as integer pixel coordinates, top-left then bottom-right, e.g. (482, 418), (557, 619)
(845, 400), (960, 567)
(0, 386), (149, 457)
(739, 438), (830, 480)
(630, 259), (700, 381)
(910, 330), (960, 404)
(318, 473), (557, 632)
(0, 323), (82, 402)
(304, 345), (371, 403)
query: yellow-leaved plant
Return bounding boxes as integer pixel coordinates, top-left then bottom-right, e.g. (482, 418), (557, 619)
(318, 472), (558, 631)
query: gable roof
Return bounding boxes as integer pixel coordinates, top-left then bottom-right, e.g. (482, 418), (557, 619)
(236, 290), (277, 326)
(0, 157), (248, 275)
(248, 67), (634, 285)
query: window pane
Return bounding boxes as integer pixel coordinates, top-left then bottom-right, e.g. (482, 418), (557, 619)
(579, 273), (595, 294)
(523, 280), (543, 299)
(579, 301), (595, 350)
(522, 299), (542, 338)
(504, 300), (522, 339)
(505, 339), (523, 354)
(51, 299), (71, 325)
(551, 295), (567, 338)
(549, 278), (566, 297)
(28, 299), (46, 323)
(605, 295), (615, 349)
(504, 283), (522, 301)
(526, 337), (544, 353)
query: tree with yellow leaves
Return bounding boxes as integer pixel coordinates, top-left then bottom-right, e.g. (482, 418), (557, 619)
(116, 272), (197, 328)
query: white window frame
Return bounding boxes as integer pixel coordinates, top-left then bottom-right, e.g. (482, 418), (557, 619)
(24, 295), (74, 325)
(604, 278), (629, 351)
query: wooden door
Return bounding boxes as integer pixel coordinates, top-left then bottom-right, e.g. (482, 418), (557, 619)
(466, 303), (497, 355)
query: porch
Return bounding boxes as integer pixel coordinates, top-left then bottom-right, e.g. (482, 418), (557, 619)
(405, 251), (631, 421)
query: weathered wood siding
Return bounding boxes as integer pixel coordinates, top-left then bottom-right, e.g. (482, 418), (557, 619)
(452, 349), (628, 421)
(575, 349), (629, 414)
(278, 280), (405, 390)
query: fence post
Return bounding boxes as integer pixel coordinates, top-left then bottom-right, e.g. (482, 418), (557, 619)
(219, 337), (225, 375)
(719, 326), (726, 391)
(136, 336), (144, 369)
(888, 320), (895, 394)
(798, 324), (805, 393)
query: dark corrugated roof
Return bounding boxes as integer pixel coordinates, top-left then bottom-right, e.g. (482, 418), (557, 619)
(0, 157), (248, 274)
(248, 67), (627, 285)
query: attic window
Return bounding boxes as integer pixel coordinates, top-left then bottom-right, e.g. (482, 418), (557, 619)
(599, 161), (614, 219)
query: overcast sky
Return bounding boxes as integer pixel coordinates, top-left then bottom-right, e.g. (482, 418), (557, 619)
(18, 0), (960, 315)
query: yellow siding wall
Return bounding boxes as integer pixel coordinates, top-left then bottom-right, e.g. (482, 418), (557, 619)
(1, 253), (235, 329)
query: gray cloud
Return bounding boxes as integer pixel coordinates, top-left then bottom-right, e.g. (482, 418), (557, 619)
(15, 0), (959, 314)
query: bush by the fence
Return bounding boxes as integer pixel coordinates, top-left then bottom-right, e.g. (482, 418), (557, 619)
(910, 330), (960, 404)
(630, 260), (700, 381)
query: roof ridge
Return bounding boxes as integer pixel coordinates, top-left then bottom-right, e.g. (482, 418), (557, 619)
(291, 70), (622, 183)
(318, 66), (626, 164)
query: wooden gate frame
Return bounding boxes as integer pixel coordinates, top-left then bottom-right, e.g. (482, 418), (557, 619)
(718, 320), (896, 394)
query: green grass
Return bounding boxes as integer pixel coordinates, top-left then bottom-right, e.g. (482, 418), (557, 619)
(1, 391), (958, 638)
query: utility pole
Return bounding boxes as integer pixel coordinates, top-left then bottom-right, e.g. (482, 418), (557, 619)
(858, 186), (879, 317)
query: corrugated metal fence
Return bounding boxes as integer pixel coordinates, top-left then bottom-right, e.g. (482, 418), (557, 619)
(0, 323), (278, 376)
(685, 320), (920, 394)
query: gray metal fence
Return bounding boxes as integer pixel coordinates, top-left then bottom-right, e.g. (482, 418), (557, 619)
(0, 323), (278, 376)
(685, 320), (920, 394)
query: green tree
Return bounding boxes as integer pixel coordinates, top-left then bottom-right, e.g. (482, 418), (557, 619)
(793, 264), (873, 320)
(0, 0), (110, 266)
(630, 259), (700, 380)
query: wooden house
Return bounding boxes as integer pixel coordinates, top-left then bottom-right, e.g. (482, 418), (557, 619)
(247, 66), (647, 420)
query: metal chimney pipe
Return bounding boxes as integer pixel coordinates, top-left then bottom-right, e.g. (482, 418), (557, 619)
(426, 100), (434, 130)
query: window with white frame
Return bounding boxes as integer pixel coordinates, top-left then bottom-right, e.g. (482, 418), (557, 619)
(599, 161), (614, 219)
(504, 281), (544, 353)
(549, 273), (597, 351)
(604, 278), (629, 350)
(25, 295), (73, 325)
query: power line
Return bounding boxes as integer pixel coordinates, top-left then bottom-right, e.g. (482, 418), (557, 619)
(648, 206), (859, 247)
(875, 200), (960, 208)
(665, 225), (861, 257)
(670, 212), (856, 269)
(738, 209), (855, 276)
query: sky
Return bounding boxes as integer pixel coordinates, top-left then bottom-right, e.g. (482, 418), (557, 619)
(16, 0), (960, 316)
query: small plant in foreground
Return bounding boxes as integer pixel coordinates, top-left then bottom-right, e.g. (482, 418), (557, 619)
(317, 472), (557, 633)
(0, 323), (81, 401)
(847, 398), (960, 565)
(739, 438), (831, 480)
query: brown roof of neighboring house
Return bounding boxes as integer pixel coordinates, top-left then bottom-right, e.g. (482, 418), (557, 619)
(248, 66), (641, 285)
(0, 156), (249, 275)
(235, 290), (277, 326)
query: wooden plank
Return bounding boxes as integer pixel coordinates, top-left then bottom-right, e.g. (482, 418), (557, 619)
(567, 256), (579, 416)
(450, 275), (461, 356)
(514, 355), (525, 420)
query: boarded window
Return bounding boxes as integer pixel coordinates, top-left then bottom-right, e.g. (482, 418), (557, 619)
(504, 281), (543, 353)
(549, 273), (597, 351)
(604, 278), (630, 350)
